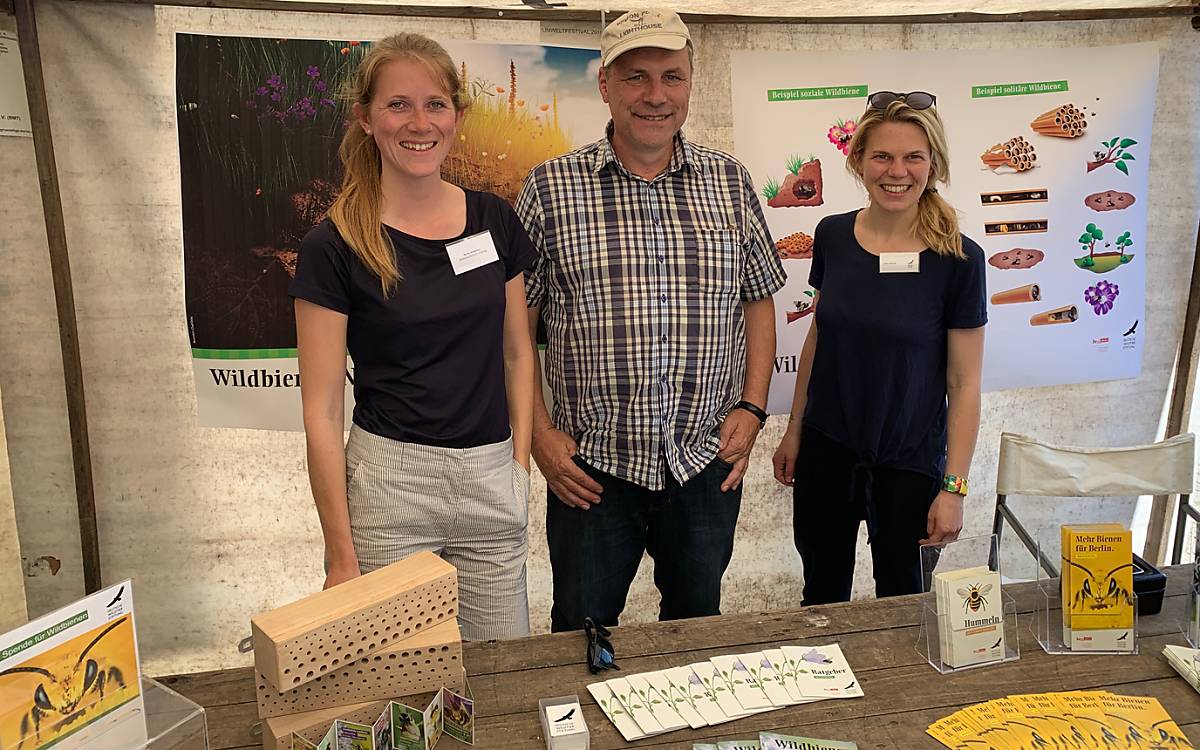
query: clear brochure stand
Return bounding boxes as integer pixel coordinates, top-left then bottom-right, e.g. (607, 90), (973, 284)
(1186, 534), (1200, 648)
(1032, 538), (1138, 655)
(0, 677), (208, 750)
(916, 533), (1020, 674)
(539, 694), (589, 750)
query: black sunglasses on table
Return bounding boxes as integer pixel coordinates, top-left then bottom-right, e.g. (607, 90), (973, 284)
(867, 90), (937, 110)
(584, 617), (620, 674)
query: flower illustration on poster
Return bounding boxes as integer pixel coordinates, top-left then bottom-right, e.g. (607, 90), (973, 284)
(1084, 280), (1120, 316)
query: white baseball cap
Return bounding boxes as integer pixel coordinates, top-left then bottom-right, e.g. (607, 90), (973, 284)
(600, 10), (691, 68)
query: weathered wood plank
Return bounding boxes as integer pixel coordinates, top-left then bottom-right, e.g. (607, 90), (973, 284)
(161, 572), (1191, 707)
(159, 568), (1199, 750)
(185, 625), (1198, 749)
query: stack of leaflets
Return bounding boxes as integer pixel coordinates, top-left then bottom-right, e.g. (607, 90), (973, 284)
(693, 731), (857, 749)
(927, 690), (1194, 749)
(289, 686), (474, 750)
(933, 566), (1005, 668)
(1163, 644), (1200, 694)
(1060, 524), (1134, 651)
(588, 644), (862, 742)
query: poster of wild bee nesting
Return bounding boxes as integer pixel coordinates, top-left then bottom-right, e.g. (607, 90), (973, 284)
(175, 34), (604, 429)
(732, 43), (1157, 407)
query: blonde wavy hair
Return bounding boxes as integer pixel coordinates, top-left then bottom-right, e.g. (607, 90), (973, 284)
(845, 98), (964, 259)
(327, 33), (469, 292)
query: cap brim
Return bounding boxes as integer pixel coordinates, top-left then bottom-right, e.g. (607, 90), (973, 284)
(602, 33), (689, 67)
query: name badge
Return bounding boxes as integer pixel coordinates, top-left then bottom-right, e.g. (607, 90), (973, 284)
(879, 252), (921, 273)
(445, 230), (499, 275)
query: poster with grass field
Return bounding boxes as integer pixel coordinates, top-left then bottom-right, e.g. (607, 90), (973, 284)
(176, 34), (604, 429)
(732, 43), (1158, 406)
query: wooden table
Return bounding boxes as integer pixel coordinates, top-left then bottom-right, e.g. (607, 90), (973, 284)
(160, 567), (1200, 749)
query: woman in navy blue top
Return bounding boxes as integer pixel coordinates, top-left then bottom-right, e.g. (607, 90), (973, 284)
(291, 34), (538, 639)
(772, 92), (987, 604)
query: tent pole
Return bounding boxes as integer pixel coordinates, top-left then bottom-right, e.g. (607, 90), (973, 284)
(1145, 214), (1200, 565)
(14, 0), (103, 593)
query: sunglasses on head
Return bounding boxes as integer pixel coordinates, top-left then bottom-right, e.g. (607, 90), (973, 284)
(584, 617), (620, 675)
(867, 91), (937, 110)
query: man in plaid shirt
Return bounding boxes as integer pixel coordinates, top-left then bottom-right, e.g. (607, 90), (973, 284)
(516, 10), (786, 631)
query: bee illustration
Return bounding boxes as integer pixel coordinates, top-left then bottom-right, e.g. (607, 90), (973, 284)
(1063, 558), (1134, 612)
(0, 616), (130, 749)
(958, 582), (992, 613)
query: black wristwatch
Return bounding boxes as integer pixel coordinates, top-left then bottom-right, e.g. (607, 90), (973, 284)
(731, 400), (768, 427)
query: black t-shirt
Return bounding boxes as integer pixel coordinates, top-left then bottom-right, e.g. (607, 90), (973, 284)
(289, 189), (536, 448)
(804, 209), (987, 478)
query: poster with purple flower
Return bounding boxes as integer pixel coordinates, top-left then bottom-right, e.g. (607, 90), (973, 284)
(176, 33), (603, 428)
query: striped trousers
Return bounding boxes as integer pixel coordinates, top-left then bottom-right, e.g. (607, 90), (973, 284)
(345, 425), (531, 640)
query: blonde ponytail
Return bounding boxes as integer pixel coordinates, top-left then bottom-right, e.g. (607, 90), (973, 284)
(328, 122), (396, 291)
(915, 189), (963, 258)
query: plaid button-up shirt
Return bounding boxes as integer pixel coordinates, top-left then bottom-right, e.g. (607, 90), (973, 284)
(517, 129), (786, 490)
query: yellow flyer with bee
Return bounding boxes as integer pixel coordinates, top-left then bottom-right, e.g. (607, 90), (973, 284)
(0, 580), (144, 750)
(1062, 525), (1134, 651)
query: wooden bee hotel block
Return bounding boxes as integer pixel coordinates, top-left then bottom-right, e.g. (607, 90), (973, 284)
(255, 618), (465, 718)
(251, 551), (458, 691)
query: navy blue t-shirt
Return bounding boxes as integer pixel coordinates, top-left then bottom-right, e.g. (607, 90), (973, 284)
(289, 189), (536, 448)
(803, 209), (987, 478)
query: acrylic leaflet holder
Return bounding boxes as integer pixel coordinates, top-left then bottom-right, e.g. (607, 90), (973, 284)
(1187, 535), (1200, 648)
(0, 676), (208, 750)
(1033, 538), (1138, 655)
(539, 694), (589, 750)
(916, 533), (1020, 674)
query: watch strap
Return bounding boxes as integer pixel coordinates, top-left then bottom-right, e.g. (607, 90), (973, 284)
(731, 400), (768, 426)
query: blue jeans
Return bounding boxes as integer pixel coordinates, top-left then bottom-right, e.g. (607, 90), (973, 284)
(546, 456), (742, 632)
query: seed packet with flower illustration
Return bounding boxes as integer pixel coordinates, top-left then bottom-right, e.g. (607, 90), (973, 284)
(626, 673), (689, 731)
(606, 676), (665, 736)
(716, 741), (760, 750)
(693, 745), (718, 750)
(644, 669), (709, 729)
(689, 661), (770, 719)
(665, 666), (733, 726)
(586, 680), (648, 742)
(710, 654), (773, 709)
(762, 648), (808, 704)
(736, 651), (795, 706)
(784, 643), (864, 699)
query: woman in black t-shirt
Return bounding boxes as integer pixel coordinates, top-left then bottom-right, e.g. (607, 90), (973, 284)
(289, 34), (538, 639)
(771, 92), (987, 604)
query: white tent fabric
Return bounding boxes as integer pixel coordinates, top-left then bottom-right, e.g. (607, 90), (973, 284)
(997, 431), (1196, 497)
(161, 0), (1194, 20)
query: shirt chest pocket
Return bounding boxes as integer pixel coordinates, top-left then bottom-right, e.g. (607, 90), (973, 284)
(686, 228), (742, 299)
